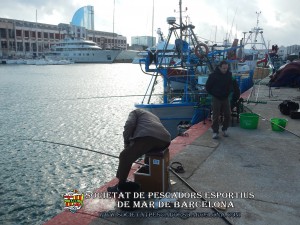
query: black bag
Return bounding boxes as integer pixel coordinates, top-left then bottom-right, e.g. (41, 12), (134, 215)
(290, 111), (300, 119)
(278, 100), (299, 115)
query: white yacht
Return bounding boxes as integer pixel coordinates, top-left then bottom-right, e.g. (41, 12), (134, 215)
(45, 38), (121, 63)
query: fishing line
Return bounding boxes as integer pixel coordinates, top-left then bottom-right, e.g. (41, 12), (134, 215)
(142, 72), (158, 103)
(74, 94), (163, 100)
(67, 91), (203, 101)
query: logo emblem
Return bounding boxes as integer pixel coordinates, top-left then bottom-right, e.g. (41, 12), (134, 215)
(63, 189), (84, 213)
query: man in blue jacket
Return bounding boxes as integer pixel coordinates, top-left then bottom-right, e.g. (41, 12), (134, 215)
(107, 109), (171, 192)
(206, 61), (233, 139)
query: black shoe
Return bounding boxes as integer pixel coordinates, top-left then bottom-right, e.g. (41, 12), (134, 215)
(107, 184), (119, 193)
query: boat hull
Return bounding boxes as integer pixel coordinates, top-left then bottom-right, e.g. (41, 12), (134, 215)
(135, 103), (210, 138)
(46, 50), (121, 63)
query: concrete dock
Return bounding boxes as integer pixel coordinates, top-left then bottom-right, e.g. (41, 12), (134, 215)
(44, 79), (300, 225)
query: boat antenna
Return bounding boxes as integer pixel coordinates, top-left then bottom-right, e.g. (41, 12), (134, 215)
(113, 0), (115, 49)
(178, 0), (184, 65)
(214, 25), (217, 44)
(252, 11), (262, 50)
(151, 0), (155, 47)
(227, 7), (238, 43)
(179, 0), (183, 41)
(256, 11), (261, 27)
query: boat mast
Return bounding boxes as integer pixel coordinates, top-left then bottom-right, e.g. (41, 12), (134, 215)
(242, 11), (271, 69)
(179, 0), (184, 65)
(36, 9), (38, 57)
(179, 0), (182, 41)
(113, 0), (115, 49)
(151, 0), (154, 47)
(253, 11), (261, 50)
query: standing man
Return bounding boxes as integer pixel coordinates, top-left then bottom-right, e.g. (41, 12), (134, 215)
(205, 61), (233, 139)
(107, 109), (171, 192)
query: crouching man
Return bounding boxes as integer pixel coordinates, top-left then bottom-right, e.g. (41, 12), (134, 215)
(107, 109), (171, 192)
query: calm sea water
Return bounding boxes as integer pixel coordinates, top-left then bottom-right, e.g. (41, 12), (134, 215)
(0, 63), (163, 225)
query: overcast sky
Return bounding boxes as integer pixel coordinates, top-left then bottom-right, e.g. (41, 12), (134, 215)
(0, 0), (299, 47)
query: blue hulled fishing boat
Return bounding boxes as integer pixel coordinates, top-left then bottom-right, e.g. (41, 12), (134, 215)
(135, 0), (254, 138)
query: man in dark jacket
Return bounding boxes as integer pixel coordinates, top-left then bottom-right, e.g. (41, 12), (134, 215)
(205, 61), (233, 139)
(107, 109), (171, 192)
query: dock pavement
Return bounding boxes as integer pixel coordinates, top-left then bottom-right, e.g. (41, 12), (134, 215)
(44, 77), (300, 225)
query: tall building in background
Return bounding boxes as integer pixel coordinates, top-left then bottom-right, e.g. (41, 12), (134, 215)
(71, 5), (94, 30)
(0, 5), (131, 58)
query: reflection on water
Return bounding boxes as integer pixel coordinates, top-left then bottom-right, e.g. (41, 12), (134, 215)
(0, 63), (164, 224)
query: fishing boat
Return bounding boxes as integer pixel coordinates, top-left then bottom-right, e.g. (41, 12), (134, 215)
(134, 1), (214, 138)
(44, 37), (121, 63)
(134, 0), (254, 138)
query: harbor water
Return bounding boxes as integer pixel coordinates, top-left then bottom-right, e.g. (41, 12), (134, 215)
(0, 63), (163, 225)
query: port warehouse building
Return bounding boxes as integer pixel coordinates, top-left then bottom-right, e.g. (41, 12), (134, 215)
(0, 17), (127, 58)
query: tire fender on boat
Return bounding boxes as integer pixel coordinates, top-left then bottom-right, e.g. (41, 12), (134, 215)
(195, 43), (209, 58)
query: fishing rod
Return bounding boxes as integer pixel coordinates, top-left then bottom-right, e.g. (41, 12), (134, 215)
(242, 81), (300, 139)
(243, 106), (300, 139)
(7, 136), (234, 224)
(169, 167), (234, 225)
(16, 137), (146, 166)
